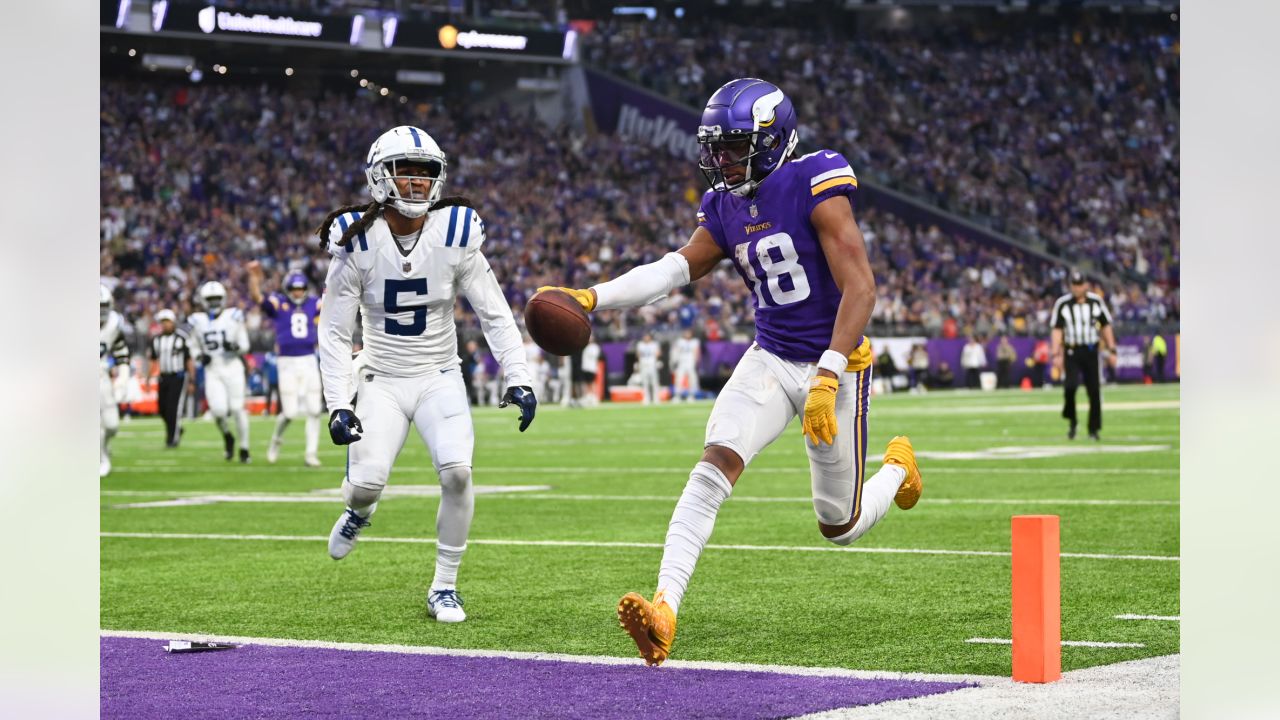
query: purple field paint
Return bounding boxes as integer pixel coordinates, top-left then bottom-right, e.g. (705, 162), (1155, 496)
(102, 637), (969, 719)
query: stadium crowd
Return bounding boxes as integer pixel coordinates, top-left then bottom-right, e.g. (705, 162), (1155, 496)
(100, 76), (1176, 355)
(585, 16), (1180, 292)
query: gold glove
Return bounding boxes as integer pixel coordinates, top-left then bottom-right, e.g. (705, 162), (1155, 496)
(535, 286), (596, 312)
(802, 374), (840, 446)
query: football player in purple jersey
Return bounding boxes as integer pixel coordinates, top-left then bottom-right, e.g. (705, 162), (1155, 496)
(540, 78), (924, 666)
(248, 261), (324, 467)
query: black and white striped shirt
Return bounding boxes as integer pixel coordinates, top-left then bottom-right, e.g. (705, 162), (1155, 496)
(1051, 292), (1113, 347)
(150, 330), (192, 375)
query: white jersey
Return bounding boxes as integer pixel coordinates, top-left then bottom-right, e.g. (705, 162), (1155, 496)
(190, 308), (250, 367)
(637, 340), (661, 371)
(674, 337), (700, 369)
(100, 311), (127, 374)
(582, 342), (601, 374)
(319, 205), (531, 412)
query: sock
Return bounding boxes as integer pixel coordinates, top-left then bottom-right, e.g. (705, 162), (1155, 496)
(828, 464), (905, 546)
(656, 461), (733, 616)
(432, 542), (466, 590)
(235, 410), (250, 449)
(304, 415), (320, 456)
(272, 415), (291, 442)
(214, 416), (230, 436)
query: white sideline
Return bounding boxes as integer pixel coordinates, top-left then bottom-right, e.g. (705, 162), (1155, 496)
(1115, 614), (1180, 622)
(794, 654), (1180, 720)
(99, 531), (1180, 562)
(966, 638), (1146, 649)
(98, 629), (1005, 686)
(106, 465), (1176, 475)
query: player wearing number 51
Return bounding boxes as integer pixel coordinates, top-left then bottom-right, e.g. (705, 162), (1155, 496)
(247, 261), (324, 468)
(539, 78), (923, 666)
(315, 125), (537, 624)
(190, 280), (252, 464)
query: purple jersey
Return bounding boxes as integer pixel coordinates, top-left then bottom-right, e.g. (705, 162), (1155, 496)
(263, 293), (321, 357)
(698, 149), (862, 362)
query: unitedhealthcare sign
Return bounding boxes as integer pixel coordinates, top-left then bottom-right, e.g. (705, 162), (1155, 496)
(197, 6), (323, 37)
(584, 69), (699, 161)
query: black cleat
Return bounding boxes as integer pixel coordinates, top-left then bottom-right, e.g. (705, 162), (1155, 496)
(1088, 432), (1100, 441)
(1067, 424), (1077, 440)
(239, 448), (251, 464)
(223, 432), (235, 460)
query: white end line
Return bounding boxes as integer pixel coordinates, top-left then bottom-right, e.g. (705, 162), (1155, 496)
(1114, 614), (1180, 622)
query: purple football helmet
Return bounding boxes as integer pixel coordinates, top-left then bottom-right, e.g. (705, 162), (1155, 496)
(697, 78), (799, 197)
(285, 272), (308, 299)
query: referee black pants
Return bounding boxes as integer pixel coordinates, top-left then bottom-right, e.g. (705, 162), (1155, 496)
(1062, 345), (1102, 434)
(158, 372), (185, 446)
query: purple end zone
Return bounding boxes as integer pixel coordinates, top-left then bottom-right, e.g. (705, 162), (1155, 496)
(102, 636), (970, 719)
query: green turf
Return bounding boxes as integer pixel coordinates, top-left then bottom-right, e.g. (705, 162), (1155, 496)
(101, 383), (1179, 675)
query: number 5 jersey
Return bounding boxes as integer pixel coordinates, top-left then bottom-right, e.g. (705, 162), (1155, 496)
(318, 204), (531, 411)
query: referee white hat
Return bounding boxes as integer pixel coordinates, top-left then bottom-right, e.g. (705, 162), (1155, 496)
(155, 309), (177, 323)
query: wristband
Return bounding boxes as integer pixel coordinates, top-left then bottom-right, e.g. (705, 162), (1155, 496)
(817, 349), (849, 377)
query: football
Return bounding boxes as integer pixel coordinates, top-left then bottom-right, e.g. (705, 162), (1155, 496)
(524, 290), (592, 356)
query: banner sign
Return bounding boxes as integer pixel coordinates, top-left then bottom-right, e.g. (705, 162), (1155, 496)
(153, 3), (358, 44)
(387, 20), (569, 58)
(583, 69), (700, 161)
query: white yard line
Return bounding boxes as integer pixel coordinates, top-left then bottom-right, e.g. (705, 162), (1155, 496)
(102, 489), (1177, 508)
(1114, 614), (1180, 622)
(965, 638), (1146, 649)
(99, 531), (1179, 562)
(106, 465), (1177, 475)
(98, 628), (1005, 685)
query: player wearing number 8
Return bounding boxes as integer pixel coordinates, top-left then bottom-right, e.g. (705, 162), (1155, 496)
(539, 78), (923, 665)
(248, 263), (324, 467)
(315, 125), (537, 623)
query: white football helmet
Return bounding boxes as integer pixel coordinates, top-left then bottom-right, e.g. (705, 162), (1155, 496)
(100, 284), (113, 325)
(199, 281), (227, 314)
(365, 125), (447, 218)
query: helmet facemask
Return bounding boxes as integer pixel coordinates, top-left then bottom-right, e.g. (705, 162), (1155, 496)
(367, 156), (446, 219)
(698, 127), (779, 197)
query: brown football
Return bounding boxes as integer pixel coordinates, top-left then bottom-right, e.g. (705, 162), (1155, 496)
(525, 290), (592, 356)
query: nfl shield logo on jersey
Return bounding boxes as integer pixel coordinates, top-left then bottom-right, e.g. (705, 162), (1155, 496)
(750, 204), (759, 218)
(403, 261), (412, 272)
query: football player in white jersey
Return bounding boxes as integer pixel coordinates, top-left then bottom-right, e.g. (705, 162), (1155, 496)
(672, 329), (702, 402)
(100, 285), (131, 478)
(316, 125), (537, 624)
(190, 281), (252, 463)
(635, 333), (662, 404)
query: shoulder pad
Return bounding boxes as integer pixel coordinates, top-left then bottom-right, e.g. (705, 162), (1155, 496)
(797, 150), (858, 195)
(436, 204), (485, 251)
(326, 210), (373, 256)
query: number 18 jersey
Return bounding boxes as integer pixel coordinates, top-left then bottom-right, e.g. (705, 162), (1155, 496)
(697, 149), (861, 363)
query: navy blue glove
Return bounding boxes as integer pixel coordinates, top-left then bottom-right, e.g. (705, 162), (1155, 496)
(499, 385), (537, 432)
(328, 409), (364, 445)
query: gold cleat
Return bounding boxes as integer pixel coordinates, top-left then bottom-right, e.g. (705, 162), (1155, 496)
(617, 591), (676, 667)
(883, 435), (923, 510)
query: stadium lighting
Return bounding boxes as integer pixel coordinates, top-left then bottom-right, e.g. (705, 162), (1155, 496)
(350, 69), (359, 78)
(359, 78), (369, 87)
(400, 96), (408, 104)
(285, 67), (294, 76)
(613, 6), (658, 20)
(128, 48), (137, 57)
(380, 87), (390, 96)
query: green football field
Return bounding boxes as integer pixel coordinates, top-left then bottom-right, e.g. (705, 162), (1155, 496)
(100, 383), (1179, 677)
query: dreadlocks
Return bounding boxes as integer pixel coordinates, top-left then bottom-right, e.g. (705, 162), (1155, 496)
(315, 196), (476, 250)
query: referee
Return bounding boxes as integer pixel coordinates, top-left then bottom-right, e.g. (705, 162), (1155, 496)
(1050, 271), (1118, 440)
(147, 309), (195, 448)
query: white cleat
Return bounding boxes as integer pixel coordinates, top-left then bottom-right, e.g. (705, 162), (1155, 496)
(328, 507), (372, 560)
(304, 454), (322, 468)
(99, 455), (111, 478)
(267, 436), (282, 464)
(427, 588), (466, 623)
